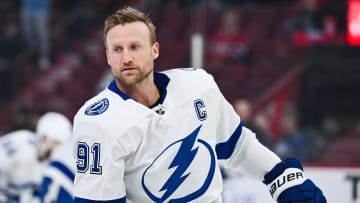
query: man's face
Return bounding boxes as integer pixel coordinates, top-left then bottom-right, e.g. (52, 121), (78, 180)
(105, 21), (159, 89)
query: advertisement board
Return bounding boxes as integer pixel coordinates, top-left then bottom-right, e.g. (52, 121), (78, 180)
(223, 167), (360, 203)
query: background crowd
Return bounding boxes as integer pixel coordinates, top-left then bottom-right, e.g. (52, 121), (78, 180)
(0, 0), (359, 168)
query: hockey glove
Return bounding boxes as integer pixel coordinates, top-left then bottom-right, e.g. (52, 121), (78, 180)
(263, 157), (327, 203)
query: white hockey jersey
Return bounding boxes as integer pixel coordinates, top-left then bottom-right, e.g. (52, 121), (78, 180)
(0, 130), (43, 203)
(38, 141), (75, 203)
(73, 68), (280, 202)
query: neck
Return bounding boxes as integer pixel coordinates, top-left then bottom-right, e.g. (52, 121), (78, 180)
(116, 79), (160, 107)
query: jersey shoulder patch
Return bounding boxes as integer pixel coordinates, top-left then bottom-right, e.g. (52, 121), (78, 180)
(84, 98), (109, 116)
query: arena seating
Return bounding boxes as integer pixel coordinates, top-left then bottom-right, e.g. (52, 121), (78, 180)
(0, 5), (311, 141)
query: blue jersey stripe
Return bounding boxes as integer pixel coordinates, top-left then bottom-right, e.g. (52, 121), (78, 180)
(107, 72), (170, 103)
(154, 72), (170, 104)
(49, 161), (75, 181)
(74, 197), (126, 203)
(215, 121), (243, 159)
(107, 80), (130, 100)
(56, 186), (74, 203)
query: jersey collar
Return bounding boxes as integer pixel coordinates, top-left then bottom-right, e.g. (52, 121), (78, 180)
(107, 72), (170, 104)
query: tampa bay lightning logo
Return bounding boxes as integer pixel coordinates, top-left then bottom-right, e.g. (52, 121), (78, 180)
(85, 98), (109, 116)
(142, 125), (216, 202)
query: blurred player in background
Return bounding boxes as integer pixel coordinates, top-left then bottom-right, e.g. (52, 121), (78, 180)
(0, 112), (74, 203)
(73, 6), (326, 203)
(35, 112), (74, 203)
(0, 130), (43, 203)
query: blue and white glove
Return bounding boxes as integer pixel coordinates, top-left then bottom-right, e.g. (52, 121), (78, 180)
(263, 157), (327, 203)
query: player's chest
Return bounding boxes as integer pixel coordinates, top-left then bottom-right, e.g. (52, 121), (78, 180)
(125, 96), (219, 175)
(149, 95), (218, 145)
(121, 95), (223, 202)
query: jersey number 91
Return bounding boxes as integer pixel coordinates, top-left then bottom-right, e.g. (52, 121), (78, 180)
(76, 142), (102, 174)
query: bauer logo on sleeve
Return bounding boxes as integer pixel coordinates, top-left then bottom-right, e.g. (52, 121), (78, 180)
(85, 98), (109, 116)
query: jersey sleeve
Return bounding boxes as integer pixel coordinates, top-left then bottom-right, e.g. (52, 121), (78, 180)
(38, 142), (75, 203)
(9, 133), (41, 190)
(210, 76), (281, 181)
(72, 119), (126, 202)
(0, 131), (42, 202)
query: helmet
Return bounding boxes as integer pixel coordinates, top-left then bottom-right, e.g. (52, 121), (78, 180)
(36, 112), (72, 143)
(36, 112), (72, 159)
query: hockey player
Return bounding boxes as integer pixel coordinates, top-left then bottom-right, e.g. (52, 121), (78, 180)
(35, 112), (74, 203)
(72, 6), (327, 203)
(0, 129), (43, 203)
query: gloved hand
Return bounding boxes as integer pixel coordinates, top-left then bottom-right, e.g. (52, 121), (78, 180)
(263, 157), (327, 203)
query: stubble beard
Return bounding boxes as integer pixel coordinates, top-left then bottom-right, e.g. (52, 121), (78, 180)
(115, 67), (152, 87)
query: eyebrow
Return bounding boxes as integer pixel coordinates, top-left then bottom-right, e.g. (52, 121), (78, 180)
(110, 40), (143, 46)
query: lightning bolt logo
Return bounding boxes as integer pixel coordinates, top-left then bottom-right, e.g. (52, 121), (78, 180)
(142, 125), (216, 202)
(159, 126), (200, 201)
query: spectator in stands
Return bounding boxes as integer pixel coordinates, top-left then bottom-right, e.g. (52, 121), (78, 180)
(284, 0), (321, 45)
(0, 20), (23, 101)
(21, 0), (52, 70)
(206, 8), (250, 70)
(301, 126), (328, 163)
(0, 20), (23, 62)
(233, 99), (272, 148)
(133, 0), (193, 12)
(8, 104), (41, 132)
(284, 0), (342, 46)
(321, 115), (341, 142)
(273, 113), (309, 162)
(193, 0), (224, 12)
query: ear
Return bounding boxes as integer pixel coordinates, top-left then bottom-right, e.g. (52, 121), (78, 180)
(152, 42), (159, 60)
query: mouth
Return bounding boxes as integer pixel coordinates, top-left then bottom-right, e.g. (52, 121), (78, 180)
(121, 67), (137, 73)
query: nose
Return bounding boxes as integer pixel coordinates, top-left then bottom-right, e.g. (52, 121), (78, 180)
(122, 49), (132, 64)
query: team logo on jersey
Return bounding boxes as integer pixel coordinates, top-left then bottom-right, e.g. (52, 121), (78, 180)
(142, 125), (216, 202)
(85, 98), (109, 116)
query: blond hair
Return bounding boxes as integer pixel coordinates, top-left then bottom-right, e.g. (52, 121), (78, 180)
(103, 7), (156, 47)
